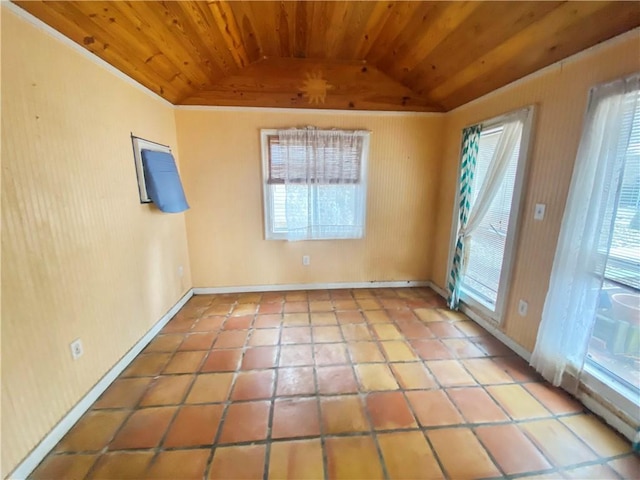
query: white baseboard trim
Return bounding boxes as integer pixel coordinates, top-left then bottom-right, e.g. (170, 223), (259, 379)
(193, 280), (430, 295)
(9, 289), (194, 480)
(427, 281), (532, 361)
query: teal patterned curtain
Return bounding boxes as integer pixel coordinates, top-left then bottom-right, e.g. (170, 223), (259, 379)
(448, 124), (482, 310)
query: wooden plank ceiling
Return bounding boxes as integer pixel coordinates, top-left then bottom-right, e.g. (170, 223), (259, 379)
(15, 1), (640, 112)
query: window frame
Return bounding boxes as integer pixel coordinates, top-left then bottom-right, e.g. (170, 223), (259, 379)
(447, 106), (535, 324)
(260, 129), (370, 241)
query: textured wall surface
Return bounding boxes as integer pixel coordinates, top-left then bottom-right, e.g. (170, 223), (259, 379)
(176, 109), (444, 288)
(1, 8), (192, 475)
(432, 30), (640, 352)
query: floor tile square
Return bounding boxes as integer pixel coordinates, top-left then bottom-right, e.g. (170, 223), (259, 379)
(109, 406), (176, 450)
(336, 311), (365, 324)
(218, 401), (270, 444)
(366, 392), (417, 430)
(163, 404), (223, 447)
(192, 316), (225, 332)
(286, 292), (308, 302)
(316, 366), (358, 394)
(447, 387), (509, 423)
(406, 390), (464, 427)
(284, 301), (309, 313)
(279, 345), (314, 366)
(310, 312), (338, 325)
(563, 464), (621, 479)
(55, 410), (128, 452)
(427, 360), (476, 386)
(89, 452), (154, 480)
(231, 370), (275, 400)
(325, 436), (384, 480)
(213, 330), (247, 349)
(201, 349), (242, 372)
(241, 346), (279, 370)
(272, 397), (321, 439)
(341, 324), (373, 341)
(248, 328), (280, 346)
(31, 454), (97, 480)
(282, 313), (309, 326)
(520, 419), (599, 467)
(178, 332), (217, 351)
(356, 298), (381, 310)
(414, 308), (445, 322)
(122, 353), (171, 377)
(333, 299), (358, 310)
(139, 375), (193, 406)
(145, 334), (184, 353)
(454, 320), (489, 337)
(476, 424), (552, 475)
(313, 343), (349, 365)
(161, 318), (196, 334)
(371, 324), (403, 340)
(427, 428), (501, 479)
(163, 351), (206, 374)
(410, 339), (453, 360)
(608, 455), (640, 479)
(312, 326), (343, 343)
(254, 314), (282, 328)
(561, 414), (631, 457)
(320, 395), (370, 434)
(461, 358), (514, 384)
(145, 449), (210, 479)
(224, 315), (253, 330)
(428, 322), (465, 338)
(355, 364), (399, 391)
(230, 303), (257, 316)
(268, 439), (324, 480)
(276, 367), (316, 396)
(281, 326), (312, 344)
(391, 362), (437, 390)
(524, 382), (583, 415)
(258, 302), (283, 315)
(93, 377), (151, 409)
(396, 321), (434, 339)
(377, 431), (443, 480)
(442, 338), (486, 358)
(347, 342), (385, 363)
(204, 303), (233, 316)
(309, 300), (333, 312)
(186, 373), (234, 403)
(487, 384), (551, 420)
(379, 340), (418, 362)
(208, 444), (266, 480)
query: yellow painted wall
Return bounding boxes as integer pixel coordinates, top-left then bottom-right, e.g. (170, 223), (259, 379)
(432, 31), (640, 352)
(1, 8), (192, 476)
(176, 109), (444, 288)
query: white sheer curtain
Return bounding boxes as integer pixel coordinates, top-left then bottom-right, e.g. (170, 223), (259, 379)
(449, 111), (526, 309)
(531, 75), (640, 392)
(277, 127), (368, 241)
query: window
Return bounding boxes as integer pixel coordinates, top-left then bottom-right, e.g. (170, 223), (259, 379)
(261, 128), (370, 240)
(451, 108), (533, 321)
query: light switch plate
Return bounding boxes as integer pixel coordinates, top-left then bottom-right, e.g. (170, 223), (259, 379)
(534, 203), (546, 221)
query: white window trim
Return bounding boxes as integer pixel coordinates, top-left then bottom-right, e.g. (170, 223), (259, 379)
(446, 106), (536, 324)
(260, 128), (370, 241)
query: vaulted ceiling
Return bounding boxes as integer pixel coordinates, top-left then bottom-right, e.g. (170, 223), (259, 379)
(15, 1), (640, 112)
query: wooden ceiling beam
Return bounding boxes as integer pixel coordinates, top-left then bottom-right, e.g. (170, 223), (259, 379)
(206, 1), (251, 69)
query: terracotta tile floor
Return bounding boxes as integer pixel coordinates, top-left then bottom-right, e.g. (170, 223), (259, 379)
(31, 288), (639, 480)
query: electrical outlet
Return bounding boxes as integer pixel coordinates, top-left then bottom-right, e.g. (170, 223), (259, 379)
(302, 255), (310, 266)
(518, 300), (528, 317)
(70, 339), (84, 360)
(534, 203), (546, 221)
